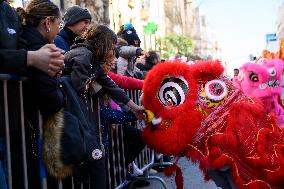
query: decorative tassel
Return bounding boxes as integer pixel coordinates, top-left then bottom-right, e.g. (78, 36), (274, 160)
(175, 165), (184, 189)
(164, 160), (184, 189)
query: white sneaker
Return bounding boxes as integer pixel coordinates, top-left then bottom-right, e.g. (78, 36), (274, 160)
(149, 168), (158, 174)
(132, 163), (143, 176)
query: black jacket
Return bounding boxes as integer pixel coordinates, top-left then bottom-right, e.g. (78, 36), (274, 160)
(20, 25), (64, 118)
(0, 1), (27, 75)
(18, 25), (65, 183)
(64, 40), (131, 105)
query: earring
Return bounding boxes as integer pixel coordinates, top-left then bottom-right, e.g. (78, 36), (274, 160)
(46, 28), (51, 33)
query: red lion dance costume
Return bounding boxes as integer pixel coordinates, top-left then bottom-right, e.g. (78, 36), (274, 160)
(142, 60), (284, 189)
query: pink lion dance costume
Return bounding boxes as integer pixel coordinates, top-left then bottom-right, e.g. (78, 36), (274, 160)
(236, 58), (284, 127)
(142, 60), (284, 189)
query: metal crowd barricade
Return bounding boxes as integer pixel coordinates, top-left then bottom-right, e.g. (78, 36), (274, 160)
(0, 74), (30, 189)
(123, 90), (169, 189)
(105, 89), (170, 189)
(106, 124), (128, 189)
(1, 74), (169, 189)
(0, 74), (100, 189)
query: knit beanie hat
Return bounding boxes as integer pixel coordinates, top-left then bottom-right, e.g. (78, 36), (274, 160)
(63, 5), (91, 26)
(123, 23), (134, 31)
(121, 30), (141, 47)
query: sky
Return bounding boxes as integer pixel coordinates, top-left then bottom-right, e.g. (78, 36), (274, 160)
(193, 0), (283, 76)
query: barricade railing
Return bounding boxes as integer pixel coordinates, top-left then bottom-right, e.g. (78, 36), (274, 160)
(0, 74), (169, 189)
(107, 124), (128, 189)
(0, 74), (29, 189)
(0, 74), (101, 189)
(123, 90), (169, 189)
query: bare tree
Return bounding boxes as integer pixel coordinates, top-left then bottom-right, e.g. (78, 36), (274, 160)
(85, 0), (110, 25)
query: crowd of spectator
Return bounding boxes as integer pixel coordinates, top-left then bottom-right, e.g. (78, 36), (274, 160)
(0, 1), (162, 188)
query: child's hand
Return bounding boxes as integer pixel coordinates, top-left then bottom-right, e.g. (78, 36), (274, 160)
(127, 100), (144, 119)
(133, 105), (145, 120)
(134, 110), (145, 120)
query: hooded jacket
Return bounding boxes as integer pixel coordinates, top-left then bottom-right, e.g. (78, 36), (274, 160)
(64, 40), (131, 105)
(43, 40), (131, 178)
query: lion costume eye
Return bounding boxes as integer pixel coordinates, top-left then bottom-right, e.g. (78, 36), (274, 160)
(249, 73), (259, 82)
(204, 79), (228, 102)
(158, 77), (189, 107)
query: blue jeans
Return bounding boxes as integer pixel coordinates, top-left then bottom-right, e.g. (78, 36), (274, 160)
(0, 137), (8, 189)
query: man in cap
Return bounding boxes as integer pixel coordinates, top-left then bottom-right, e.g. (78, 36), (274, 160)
(54, 5), (91, 51)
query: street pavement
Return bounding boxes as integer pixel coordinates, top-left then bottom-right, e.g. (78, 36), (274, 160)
(141, 157), (220, 189)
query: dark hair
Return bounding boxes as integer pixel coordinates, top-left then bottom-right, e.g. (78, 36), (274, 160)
(146, 51), (160, 67)
(233, 68), (239, 76)
(83, 25), (118, 63)
(117, 25), (125, 37)
(17, 0), (60, 27)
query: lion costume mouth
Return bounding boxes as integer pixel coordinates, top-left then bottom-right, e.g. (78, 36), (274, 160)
(144, 110), (173, 131)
